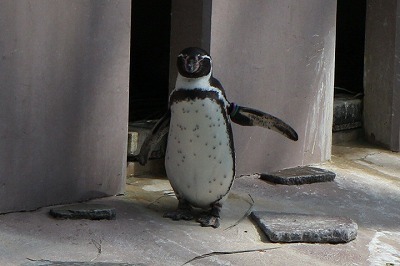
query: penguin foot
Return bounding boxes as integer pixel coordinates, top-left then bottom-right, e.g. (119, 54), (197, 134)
(197, 215), (220, 228)
(197, 202), (222, 228)
(163, 209), (194, 221)
(163, 200), (194, 221)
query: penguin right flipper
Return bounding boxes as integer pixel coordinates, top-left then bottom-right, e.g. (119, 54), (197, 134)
(133, 110), (171, 165)
(229, 103), (298, 141)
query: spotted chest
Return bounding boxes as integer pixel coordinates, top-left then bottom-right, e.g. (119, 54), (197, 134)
(165, 89), (235, 208)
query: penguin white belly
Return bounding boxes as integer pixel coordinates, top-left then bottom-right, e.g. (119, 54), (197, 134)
(165, 98), (235, 209)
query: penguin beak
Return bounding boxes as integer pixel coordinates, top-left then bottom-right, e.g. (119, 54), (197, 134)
(184, 56), (201, 73)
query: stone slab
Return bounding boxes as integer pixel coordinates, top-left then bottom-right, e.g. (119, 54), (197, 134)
(49, 204), (116, 220)
(332, 128), (363, 145)
(333, 94), (363, 132)
(251, 211), (358, 243)
(260, 166), (336, 185)
(23, 262), (143, 266)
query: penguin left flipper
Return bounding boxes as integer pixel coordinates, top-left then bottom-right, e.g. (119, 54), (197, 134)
(132, 110), (171, 165)
(229, 103), (298, 141)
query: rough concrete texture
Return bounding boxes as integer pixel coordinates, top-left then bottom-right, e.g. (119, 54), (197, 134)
(0, 141), (400, 265)
(210, 1), (337, 174)
(49, 204), (116, 220)
(260, 166), (336, 185)
(364, 0), (400, 151)
(251, 211), (357, 243)
(23, 262), (141, 266)
(0, 0), (131, 213)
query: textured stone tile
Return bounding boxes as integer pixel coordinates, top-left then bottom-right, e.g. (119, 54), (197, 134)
(23, 262), (143, 266)
(49, 204), (116, 220)
(260, 166), (336, 185)
(251, 211), (358, 243)
(23, 262), (144, 266)
(333, 95), (362, 132)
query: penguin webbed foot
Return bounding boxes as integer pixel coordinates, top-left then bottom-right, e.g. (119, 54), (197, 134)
(197, 215), (220, 228)
(196, 202), (222, 228)
(164, 210), (194, 221)
(163, 200), (194, 221)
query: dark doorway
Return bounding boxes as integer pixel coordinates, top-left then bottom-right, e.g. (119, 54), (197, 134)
(334, 0), (367, 94)
(333, 0), (367, 135)
(129, 1), (172, 122)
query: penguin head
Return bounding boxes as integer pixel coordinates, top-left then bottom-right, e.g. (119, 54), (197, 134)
(177, 47), (212, 79)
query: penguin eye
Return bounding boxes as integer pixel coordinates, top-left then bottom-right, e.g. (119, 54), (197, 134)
(178, 54), (188, 60)
(199, 55), (211, 61)
(197, 54), (209, 63)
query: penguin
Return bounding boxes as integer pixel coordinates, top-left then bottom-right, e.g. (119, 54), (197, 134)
(135, 47), (298, 228)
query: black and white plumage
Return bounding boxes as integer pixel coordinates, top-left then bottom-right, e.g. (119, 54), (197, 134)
(135, 47), (298, 228)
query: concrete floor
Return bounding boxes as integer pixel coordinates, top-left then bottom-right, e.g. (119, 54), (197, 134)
(1, 141), (400, 265)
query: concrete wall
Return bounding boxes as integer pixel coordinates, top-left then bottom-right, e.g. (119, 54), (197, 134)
(0, 0), (131, 213)
(364, 0), (400, 151)
(210, 1), (337, 174)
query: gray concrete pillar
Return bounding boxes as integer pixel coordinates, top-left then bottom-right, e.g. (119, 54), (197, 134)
(210, 1), (337, 174)
(364, 0), (400, 151)
(0, 0), (131, 213)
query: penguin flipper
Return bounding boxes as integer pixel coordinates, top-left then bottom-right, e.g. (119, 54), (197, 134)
(133, 110), (171, 165)
(229, 103), (298, 141)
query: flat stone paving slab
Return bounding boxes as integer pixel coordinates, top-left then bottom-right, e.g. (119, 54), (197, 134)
(23, 262), (143, 266)
(49, 203), (116, 220)
(260, 166), (336, 185)
(251, 211), (358, 243)
(333, 94), (362, 132)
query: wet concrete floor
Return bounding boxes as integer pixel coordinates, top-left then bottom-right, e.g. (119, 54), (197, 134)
(0, 141), (399, 265)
